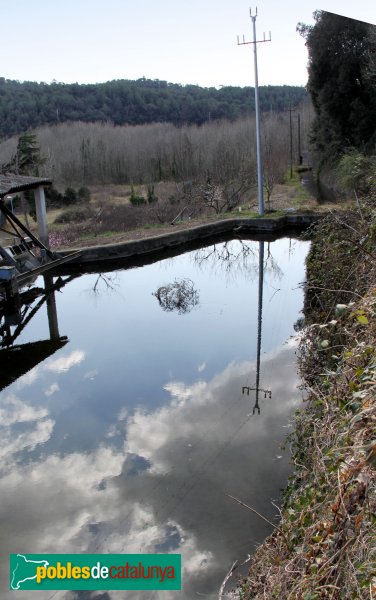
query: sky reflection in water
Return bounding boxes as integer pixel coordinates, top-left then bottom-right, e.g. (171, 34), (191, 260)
(0, 238), (309, 599)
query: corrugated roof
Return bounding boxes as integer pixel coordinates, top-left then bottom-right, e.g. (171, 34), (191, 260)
(0, 174), (52, 198)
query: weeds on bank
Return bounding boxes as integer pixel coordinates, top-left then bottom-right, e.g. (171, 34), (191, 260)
(239, 199), (376, 600)
(283, 166), (314, 204)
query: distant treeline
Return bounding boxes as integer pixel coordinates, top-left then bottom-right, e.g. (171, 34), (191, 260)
(0, 101), (313, 188)
(0, 77), (307, 139)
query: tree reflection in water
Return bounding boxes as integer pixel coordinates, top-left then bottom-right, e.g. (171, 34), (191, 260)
(153, 277), (199, 315)
(193, 239), (283, 281)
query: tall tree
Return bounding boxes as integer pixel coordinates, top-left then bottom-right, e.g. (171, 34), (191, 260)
(364, 26), (376, 85)
(12, 132), (45, 175)
(5, 133), (45, 227)
(297, 11), (376, 161)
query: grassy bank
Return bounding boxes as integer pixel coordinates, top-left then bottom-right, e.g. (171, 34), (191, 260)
(45, 174), (323, 250)
(239, 201), (376, 599)
(0, 174), (328, 251)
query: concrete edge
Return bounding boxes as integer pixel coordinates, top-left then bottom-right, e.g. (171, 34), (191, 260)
(56, 214), (320, 269)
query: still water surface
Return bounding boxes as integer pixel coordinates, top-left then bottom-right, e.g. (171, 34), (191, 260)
(0, 237), (309, 599)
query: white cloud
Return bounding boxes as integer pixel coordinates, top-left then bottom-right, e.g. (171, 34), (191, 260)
(0, 394), (48, 426)
(14, 366), (40, 389)
(0, 418), (54, 464)
(83, 369), (98, 380)
(0, 339), (303, 600)
(118, 407), (128, 421)
(45, 350), (85, 373)
(44, 382), (60, 397)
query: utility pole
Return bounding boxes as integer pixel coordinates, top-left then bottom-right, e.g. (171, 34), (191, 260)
(289, 104), (303, 174)
(288, 104), (298, 179)
(289, 105), (293, 179)
(297, 113), (302, 165)
(238, 8), (271, 216)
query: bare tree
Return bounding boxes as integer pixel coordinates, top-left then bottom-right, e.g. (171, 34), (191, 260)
(194, 240), (283, 281)
(153, 278), (199, 314)
(262, 113), (290, 211)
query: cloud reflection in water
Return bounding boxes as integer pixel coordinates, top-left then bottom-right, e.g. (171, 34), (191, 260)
(0, 338), (301, 600)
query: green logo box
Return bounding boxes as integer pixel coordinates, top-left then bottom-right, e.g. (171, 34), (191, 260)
(10, 553), (181, 591)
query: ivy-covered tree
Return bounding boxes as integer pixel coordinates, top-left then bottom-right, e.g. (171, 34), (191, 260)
(297, 11), (376, 162)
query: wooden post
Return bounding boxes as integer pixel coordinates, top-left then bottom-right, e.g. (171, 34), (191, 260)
(34, 186), (49, 247)
(43, 275), (60, 340)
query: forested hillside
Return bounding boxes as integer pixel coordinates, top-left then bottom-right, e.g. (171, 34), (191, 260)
(0, 77), (307, 139)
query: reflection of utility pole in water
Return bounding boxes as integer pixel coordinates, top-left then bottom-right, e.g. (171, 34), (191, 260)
(242, 241), (272, 414)
(43, 275), (60, 340)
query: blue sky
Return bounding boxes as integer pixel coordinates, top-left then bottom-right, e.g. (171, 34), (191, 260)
(2, 0), (376, 87)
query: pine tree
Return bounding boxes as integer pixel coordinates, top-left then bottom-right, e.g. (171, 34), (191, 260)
(13, 132), (45, 175)
(297, 11), (376, 161)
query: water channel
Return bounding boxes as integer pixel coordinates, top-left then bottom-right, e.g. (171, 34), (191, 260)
(0, 236), (309, 599)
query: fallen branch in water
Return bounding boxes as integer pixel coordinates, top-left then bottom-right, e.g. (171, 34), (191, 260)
(218, 560), (238, 600)
(227, 494), (290, 549)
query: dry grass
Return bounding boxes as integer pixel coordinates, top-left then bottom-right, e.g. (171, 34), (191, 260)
(238, 202), (376, 600)
(89, 181), (181, 205)
(0, 178), (355, 253)
(46, 175), (324, 249)
(240, 298), (376, 600)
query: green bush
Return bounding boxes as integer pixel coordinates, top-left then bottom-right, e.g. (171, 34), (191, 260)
(77, 186), (91, 202)
(45, 186), (64, 207)
(129, 184), (145, 206)
(63, 187), (78, 205)
(147, 184), (158, 204)
(54, 206), (92, 224)
(336, 149), (376, 195)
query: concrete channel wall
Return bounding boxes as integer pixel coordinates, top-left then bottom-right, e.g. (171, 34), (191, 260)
(56, 214), (320, 274)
